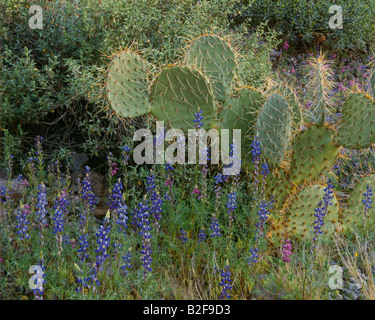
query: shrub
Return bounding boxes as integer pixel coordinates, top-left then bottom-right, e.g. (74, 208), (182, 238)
(0, 0), (277, 166)
(230, 0), (375, 51)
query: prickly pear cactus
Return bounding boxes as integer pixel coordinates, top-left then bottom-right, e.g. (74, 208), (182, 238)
(185, 35), (237, 102)
(341, 174), (375, 236)
(334, 92), (375, 149)
(267, 84), (303, 130)
(106, 50), (151, 118)
(218, 87), (265, 163)
(255, 94), (292, 167)
(286, 184), (340, 239)
(289, 125), (340, 186)
(149, 65), (217, 131)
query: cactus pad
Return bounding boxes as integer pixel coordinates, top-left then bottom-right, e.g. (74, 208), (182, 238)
(185, 35), (236, 102)
(342, 174), (375, 236)
(289, 125), (340, 186)
(255, 94), (292, 167)
(218, 88), (265, 162)
(287, 184), (340, 239)
(106, 50), (151, 118)
(334, 93), (375, 149)
(149, 65), (217, 131)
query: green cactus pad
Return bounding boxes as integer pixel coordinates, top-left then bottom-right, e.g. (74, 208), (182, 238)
(334, 93), (375, 149)
(218, 88), (265, 163)
(255, 94), (292, 167)
(287, 185), (340, 239)
(289, 125), (340, 186)
(106, 50), (151, 118)
(150, 65), (217, 131)
(268, 85), (303, 130)
(342, 174), (375, 236)
(185, 35), (236, 102)
(371, 71), (375, 99)
(266, 168), (292, 208)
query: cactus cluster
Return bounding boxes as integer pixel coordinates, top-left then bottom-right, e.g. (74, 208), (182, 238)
(105, 33), (375, 241)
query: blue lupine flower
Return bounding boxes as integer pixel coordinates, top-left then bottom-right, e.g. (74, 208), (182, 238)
(180, 229), (188, 244)
(77, 234), (89, 262)
(260, 162), (269, 176)
(251, 138), (261, 163)
(362, 184), (373, 227)
(363, 184), (373, 210)
(146, 175), (156, 191)
(36, 182), (48, 230)
(0, 185), (8, 204)
(197, 228), (206, 243)
(137, 201), (152, 276)
(94, 215), (111, 270)
(210, 214), (221, 238)
(108, 179), (124, 210)
(16, 204), (31, 240)
(116, 202), (128, 233)
(194, 110), (204, 128)
(52, 189), (69, 235)
(121, 250), (132, 276)
(226, 189), (237, 219)
(254, 198), (275, 242)
(248, 247), (259, 265)
(81, 166), (96, 211)
(219, 264), (233, 300)
(122, 145), (131, 153)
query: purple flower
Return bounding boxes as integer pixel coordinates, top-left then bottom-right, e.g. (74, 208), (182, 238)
(281, 239), (292, 263)
(219, 264), (233, 300)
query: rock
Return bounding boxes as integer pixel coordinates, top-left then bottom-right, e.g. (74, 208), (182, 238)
(0, 178), (24, 201)
(271, 49), (282, 57)
(91, 172), (105, 197)
(0, 168), (8, 180)
(94, 206), (110, 219)
(69, 153), (89, 183)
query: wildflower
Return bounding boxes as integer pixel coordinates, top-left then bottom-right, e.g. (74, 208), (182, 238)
(362, 184), (373, 228)
(52, 189), (69, 235)
(251, 138), (261, 198)
(219, 264), (233, 300)
(108, 179), (124, 210)
(281, 239), (292, 263)
(248, 247), (259, 265)
(193, 109), (204, 128)
(116, 202), (128, 233)
(110, 162), (118, 177)
(180, 229), (188, 244)
(0, 185), (9, 204)
(210, 213), (221, 238)
(137, 200), (152, 277)
(77, 234), (89, 262)
(197, 228), (206, 243)
(226, 189), (237, 221)
(191, 188), (200, 196)
(282, 41), (289, 51)
(94, 212), (111, 270)
(36, 182), (48, 231)
(121, 250), (132, 276)
(16, 204), (31, 240)
(254, 198), (275, 242)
